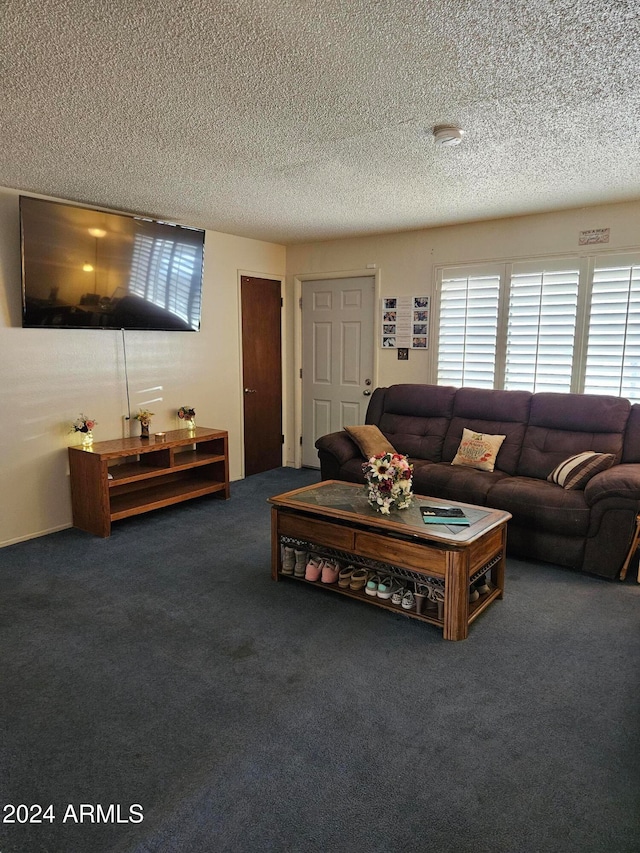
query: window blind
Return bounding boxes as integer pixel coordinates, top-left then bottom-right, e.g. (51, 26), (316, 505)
(505, 266), (579, 392)
(437, 272), (500, 388)
(584, 261), (640, 401)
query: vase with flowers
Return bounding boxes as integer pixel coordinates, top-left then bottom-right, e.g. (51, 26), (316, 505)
(134, 409), (154, 438)
(178, 405), (196, 431)
(363, 452), (414, 514)
(71, 413), (97, 447)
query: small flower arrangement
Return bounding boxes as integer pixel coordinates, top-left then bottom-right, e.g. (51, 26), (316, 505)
(178, 406), (195, 421)
(71, 414), (97, 434)
(134, 409), (154, 424)
(363, 452), (414, 514)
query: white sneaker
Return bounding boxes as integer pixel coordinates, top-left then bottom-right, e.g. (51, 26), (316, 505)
(401, 590), (415, 610)
(391, 584), (405, 606)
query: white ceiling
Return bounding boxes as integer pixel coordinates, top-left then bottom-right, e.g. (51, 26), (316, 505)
(2, 0), (640, 244)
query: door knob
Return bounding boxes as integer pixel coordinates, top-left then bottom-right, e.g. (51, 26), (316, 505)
(363, 389), (371, 396)
(244, 388), (257, 393)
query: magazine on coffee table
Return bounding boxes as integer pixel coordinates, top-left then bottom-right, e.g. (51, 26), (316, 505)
(420, 505), (470, 526)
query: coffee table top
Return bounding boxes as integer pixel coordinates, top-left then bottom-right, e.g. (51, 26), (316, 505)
(269, 480), (511, 544)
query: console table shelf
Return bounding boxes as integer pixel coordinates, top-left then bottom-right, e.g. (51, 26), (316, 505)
(69, 427), (229, 537)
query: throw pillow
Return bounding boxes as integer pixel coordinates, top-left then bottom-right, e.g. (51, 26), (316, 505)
(344, 425), (397, 459)
(451, 428), (506, 472)
(547, 451), (615, 490)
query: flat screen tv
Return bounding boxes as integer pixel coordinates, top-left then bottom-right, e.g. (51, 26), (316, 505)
(20, 196), (205, 331)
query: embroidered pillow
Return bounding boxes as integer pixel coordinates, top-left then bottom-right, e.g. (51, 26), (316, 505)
(344, 425), (397, 459)
(451, 428), (506, 472)
(547, 451), (615, 490)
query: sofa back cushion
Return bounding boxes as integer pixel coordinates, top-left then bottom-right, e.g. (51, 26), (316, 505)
(442, 387), (532, 474)
(376, 384), (457, 462)
(517, 392), (630, 479)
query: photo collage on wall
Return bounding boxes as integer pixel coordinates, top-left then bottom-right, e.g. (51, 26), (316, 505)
(381, 296), (430, 349)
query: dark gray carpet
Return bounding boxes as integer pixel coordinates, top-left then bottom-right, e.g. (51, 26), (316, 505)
(1, 466), (639, 853)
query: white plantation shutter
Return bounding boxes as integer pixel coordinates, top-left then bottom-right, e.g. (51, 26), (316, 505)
(505, 263), (579, 392)
(436, 253), (640, 398)
(437, 271), (501, 388)
(584, 257), (640, 402)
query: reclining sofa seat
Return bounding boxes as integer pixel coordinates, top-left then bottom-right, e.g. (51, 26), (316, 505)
(315, 383), (640, 580)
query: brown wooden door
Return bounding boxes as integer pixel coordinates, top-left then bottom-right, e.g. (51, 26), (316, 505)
(241, 276), (283, 475)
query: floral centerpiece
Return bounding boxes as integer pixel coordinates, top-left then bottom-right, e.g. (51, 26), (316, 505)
(71, 413), (97, 447)
(178, 406), (196, 428)
(363, 452), (414, 514)
(134, 409), (154, 437)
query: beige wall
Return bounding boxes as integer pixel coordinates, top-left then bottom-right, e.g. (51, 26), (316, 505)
(286, 200), (640, 397)
(2, 186), (639, 545)
(0, 188), (285, 546)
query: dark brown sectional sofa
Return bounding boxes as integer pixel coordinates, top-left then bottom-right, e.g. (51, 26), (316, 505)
(314, 384), (640, 579)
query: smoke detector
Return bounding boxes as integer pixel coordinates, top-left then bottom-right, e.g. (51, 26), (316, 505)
(433, 125), (465, 146)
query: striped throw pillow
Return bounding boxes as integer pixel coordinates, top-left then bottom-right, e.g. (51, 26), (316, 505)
(547, 452), (615, 490)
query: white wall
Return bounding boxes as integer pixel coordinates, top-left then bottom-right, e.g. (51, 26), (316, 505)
(0, 188), (285, 546)
(286, 200), (640, 394)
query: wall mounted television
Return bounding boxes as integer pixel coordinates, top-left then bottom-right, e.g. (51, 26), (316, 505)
(20, 196), (205, 331)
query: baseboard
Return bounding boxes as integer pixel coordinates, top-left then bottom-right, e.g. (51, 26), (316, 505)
(0, 523), (72, 549)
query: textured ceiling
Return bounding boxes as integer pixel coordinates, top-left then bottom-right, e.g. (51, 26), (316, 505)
(2, 0), (640, 244)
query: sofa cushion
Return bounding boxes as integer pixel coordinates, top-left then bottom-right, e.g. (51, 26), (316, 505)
(451, 428), (506, 472)
(517, 392), (629, 479)
(547, 452), (615, 490)
(488, 477), (591, 537)
(344, 425), (396, 459)
(413, 462), (509, 506)
(378, 384), (457, 462)
(442, 387), (531, 474)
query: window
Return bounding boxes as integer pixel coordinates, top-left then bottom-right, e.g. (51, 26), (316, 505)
(435, 253), (640, 402)
(437, 268), (501, 388)
(505, 262), (579, 393)
(584, 257), (640, 400)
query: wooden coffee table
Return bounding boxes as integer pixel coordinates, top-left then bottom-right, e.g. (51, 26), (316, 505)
(269, 480), (511, 641)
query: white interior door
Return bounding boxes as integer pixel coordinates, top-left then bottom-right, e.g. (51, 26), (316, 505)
(302, 276), (375, 468)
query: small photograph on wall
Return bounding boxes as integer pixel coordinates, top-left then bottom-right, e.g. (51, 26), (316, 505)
(380, 295), (429, 349)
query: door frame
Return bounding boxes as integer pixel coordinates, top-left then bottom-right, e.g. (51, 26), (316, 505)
(237, 270), (286, 479)
(293, 268), (381, 469)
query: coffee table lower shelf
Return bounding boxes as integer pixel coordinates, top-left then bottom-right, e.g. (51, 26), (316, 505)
(278, 568), (502, 629)
(272, 524), (505, 641)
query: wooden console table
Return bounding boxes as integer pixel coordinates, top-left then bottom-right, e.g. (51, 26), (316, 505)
(68, 427), (229, 537)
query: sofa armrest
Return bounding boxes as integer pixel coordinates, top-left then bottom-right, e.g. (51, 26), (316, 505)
(584, 463), (640, 506)
(315, 431), (362, 466)
(315, 431), (365, 480)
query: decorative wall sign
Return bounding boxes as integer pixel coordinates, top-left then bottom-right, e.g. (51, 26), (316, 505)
(579, 228), (610, 245)
(381, 296), (429, 349)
